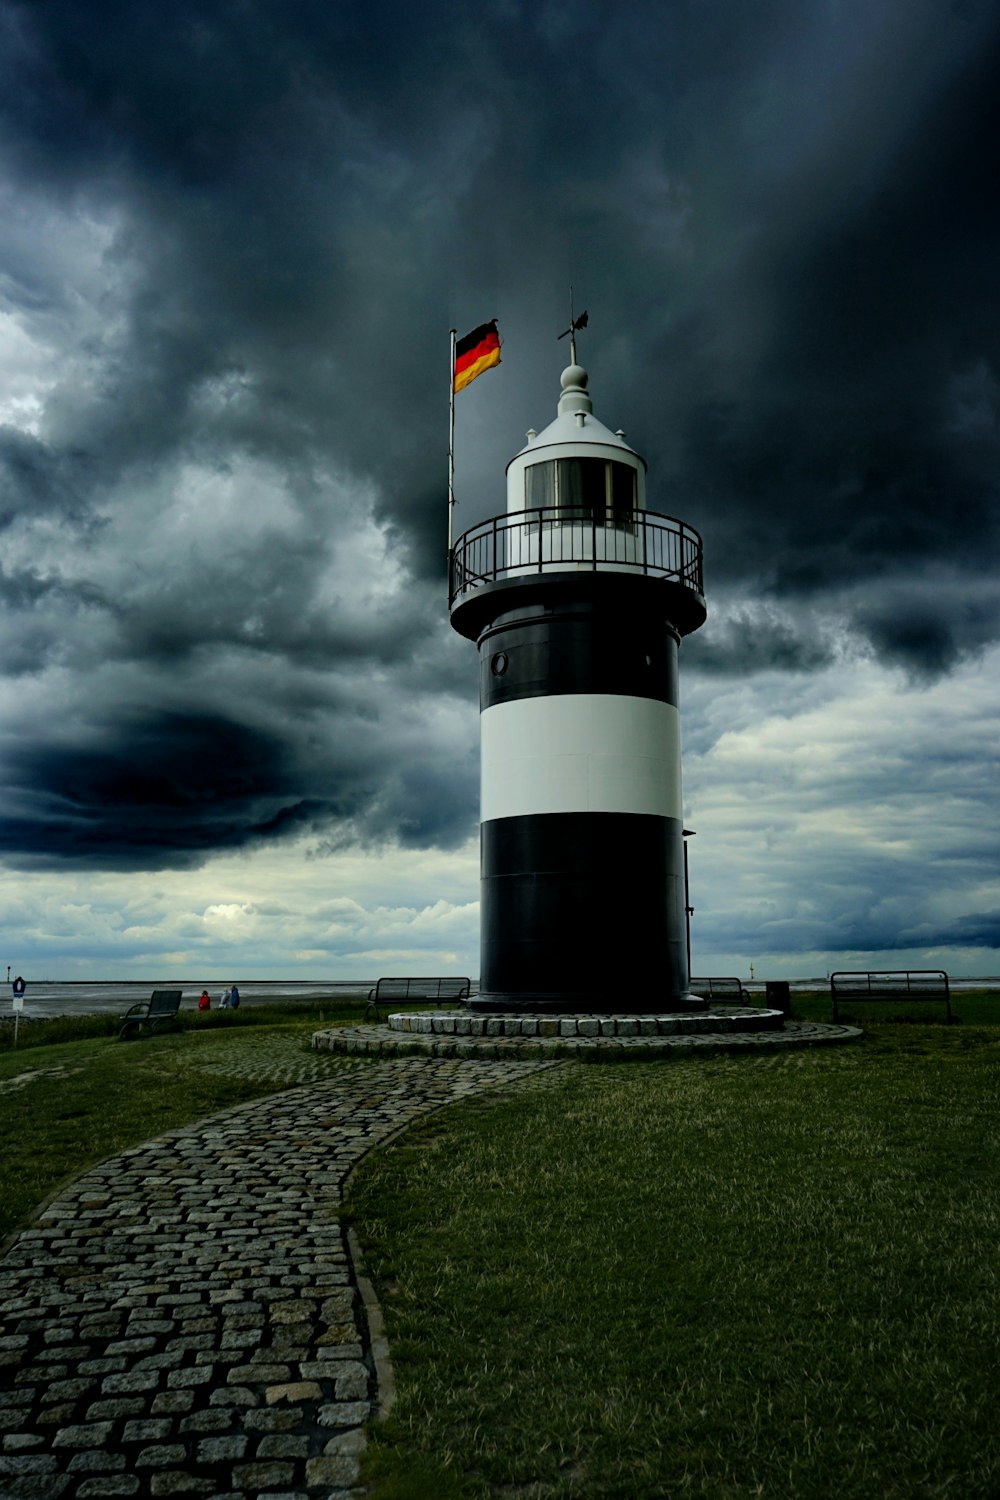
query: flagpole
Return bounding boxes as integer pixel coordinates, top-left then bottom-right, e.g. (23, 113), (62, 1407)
(448, 327), (457, 556)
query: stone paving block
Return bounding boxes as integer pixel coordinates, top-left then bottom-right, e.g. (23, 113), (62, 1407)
(196, 1433), (249, 1461)
(105, 1336), (157, 1356)
(229, 1362), (290, 1384)
(101, 1370), (162, 1395)
(0, 1408), (33, 1430)
(133, 1443), (187, 1468)
(210, 1385), (257, 1407)
(242, 1408), (304, 1433)
(170, 1333), (216, 1353)
(270, 1324), (312, 1349)
(135, 1350), (187, 1373)
(220, 1312), (263, 1330)
(179, 1408), (234, 1434)
(35, 1403), (78, 1426)
(0, 1452), (59, 1477)
(255, 1433), (310, 1459)
(149, 1474), (216, 1496)
(322, 1428), (367, 1456)
(42, 1327), (77, 1345)
(313, 1336), (364, 1357)
(124, 1318), (174, 1335)
(3, 1433), (44, 1452)
(232, 1462), (295, 1488)
(67, 1453), (127, 1475)
(121, 1418), (173, 1442)
(76, 1478), (139, 1497)
(306, 1453), (361, 1487)
(265, 1381), (322, 1405)
(0, 1390), (36, 1408)
(52, 1421), (115, 1449)
(270, 1300), (317, 1323)
(150, 1390), (194, 1415)
(85, 1398), (147, 1421)
(79, 1357), (127, 1375)
(317, 1401), (371, 1428)
(77, 1320), (122, 1344)
(166, 1364), (214, 1388)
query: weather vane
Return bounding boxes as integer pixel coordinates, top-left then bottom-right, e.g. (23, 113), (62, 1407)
(557, 287), (588, 365)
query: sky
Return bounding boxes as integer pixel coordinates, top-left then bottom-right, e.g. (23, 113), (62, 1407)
(0, 0), (998, 982)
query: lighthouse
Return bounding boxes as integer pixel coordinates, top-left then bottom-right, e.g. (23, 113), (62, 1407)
(449, 350), (706, 1013)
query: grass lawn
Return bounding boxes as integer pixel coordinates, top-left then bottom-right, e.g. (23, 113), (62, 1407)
(789, 987), (1000, 1027)
(0, 1005), (364, 1244)
(346, 1023), (1000, 1499)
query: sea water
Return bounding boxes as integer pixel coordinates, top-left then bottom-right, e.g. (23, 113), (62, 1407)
(3, 980), (374, 1021)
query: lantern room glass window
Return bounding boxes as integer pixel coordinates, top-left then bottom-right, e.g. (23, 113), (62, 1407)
(525, 461), (555, 510)
(523, 458), (637, 529)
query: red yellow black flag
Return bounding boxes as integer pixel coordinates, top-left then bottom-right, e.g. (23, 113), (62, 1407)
(453, 320), (501, 392)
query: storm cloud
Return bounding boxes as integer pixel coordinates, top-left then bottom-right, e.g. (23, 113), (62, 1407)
(0, 0), (998, 974)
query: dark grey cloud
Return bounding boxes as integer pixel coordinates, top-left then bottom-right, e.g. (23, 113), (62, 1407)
(898, 912), (1000, 951)
(0, 0), (999, 884)
(0, 699), (478, 869)
(683, 601), (839, 675)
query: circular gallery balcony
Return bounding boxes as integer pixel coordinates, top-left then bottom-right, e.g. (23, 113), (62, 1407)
(449, 504), (707, 642)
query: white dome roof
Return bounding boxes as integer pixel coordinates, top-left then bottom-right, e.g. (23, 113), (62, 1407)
(508, 363), (645, 468)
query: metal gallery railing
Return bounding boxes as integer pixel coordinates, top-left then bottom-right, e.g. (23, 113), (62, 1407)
(449, 505), (704, 607)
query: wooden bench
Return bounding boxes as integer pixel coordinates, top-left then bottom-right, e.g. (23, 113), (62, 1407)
(830, 970), (952, 1023)
(690, 976), (750, 1004)
(119, 989), (183, 1041)
(365, 976), (471, 1023)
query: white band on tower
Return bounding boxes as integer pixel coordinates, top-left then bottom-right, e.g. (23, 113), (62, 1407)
(480, 693), (682, 822)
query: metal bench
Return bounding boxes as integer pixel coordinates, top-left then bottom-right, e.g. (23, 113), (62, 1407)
(690, 976), (750, 1004)
(365, 976), (471, 1024)
(830, 970), (952, 1023)
(119, 989), (183, 1041)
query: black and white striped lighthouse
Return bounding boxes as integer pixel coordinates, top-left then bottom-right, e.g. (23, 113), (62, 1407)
(449, 351), (706, 1012)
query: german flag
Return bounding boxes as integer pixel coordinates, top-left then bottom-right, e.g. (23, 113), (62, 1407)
(454, 320), (501, 393)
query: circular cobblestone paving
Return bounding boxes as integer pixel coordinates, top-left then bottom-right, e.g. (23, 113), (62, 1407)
(315, 1014), (861, 1059)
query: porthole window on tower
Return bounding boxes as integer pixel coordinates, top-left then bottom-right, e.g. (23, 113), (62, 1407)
(524, 458), (636, 530)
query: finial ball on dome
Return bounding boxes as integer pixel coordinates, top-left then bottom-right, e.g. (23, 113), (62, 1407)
(560, 363), (588, 391)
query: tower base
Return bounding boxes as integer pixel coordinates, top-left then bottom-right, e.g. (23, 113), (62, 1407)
(471, 990), (709, 1015)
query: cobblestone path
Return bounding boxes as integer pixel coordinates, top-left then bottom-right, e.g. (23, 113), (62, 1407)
(0, 1055), (557, 1500)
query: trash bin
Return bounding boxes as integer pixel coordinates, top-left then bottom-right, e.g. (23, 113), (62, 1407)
(765, 980), (791, 1019)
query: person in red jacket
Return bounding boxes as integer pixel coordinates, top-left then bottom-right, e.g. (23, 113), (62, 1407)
(198, 989), (211, 1011)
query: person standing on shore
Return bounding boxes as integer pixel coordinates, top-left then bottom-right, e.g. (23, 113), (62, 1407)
(219, 986), (231, 1009)
(198, 989), (211, 1011)
(229, 984), (240, 1009)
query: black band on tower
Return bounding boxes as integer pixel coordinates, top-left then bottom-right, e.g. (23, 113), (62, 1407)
(476, 812), (689, 1011)
(480, 593), (680, 711)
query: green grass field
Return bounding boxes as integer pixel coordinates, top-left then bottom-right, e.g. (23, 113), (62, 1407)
(346, 1021), (1000, 1499)
(791, 987), (998, 1028)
